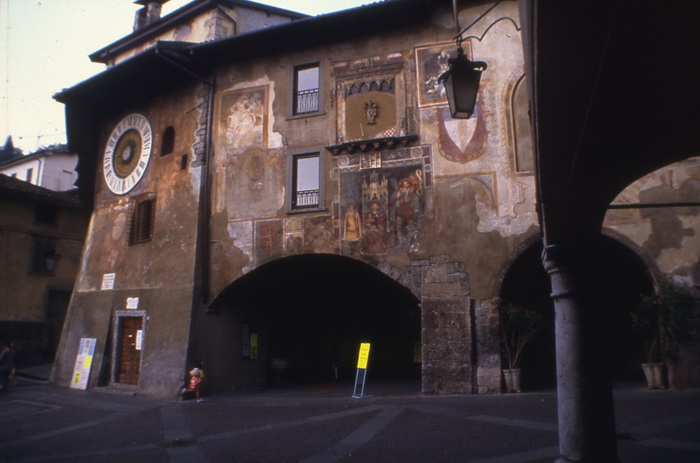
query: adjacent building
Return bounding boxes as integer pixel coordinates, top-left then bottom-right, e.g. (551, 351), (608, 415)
(0, 175), (89, 364)
(0, 148), (79, 192)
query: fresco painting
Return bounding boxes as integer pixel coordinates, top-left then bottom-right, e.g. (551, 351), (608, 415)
(284, 218), (304, 256)
(415, 42), (472, 108)
(218, 86), (269, 151)
(303, 216), (337, 254)
(337, 147), (431, 255)
(255, 220), (282, 265)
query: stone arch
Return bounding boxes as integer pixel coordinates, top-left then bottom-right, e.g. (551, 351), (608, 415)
(601, 227), (660, 285)
(492, 231), (543, 298)
(205, 253), (473, 395)
(510, 74), (534, 173)
(496, 234), (655, 390)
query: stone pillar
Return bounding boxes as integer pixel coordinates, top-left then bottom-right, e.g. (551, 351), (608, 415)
(542, 244), (619, 463)
(420, 255), (471, 394)
(473, 298), (501, 394)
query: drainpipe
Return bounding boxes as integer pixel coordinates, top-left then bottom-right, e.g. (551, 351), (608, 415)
(153, 46), (213, 306)
(196, 75), (215, 307)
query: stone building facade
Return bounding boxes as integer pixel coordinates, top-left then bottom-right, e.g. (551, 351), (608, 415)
(51, 0), (699, 398)
(0, 175), (89, 364)
(0, 149), (79, 192)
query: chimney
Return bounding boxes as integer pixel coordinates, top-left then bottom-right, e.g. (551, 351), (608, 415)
(133, 0), (170, 31)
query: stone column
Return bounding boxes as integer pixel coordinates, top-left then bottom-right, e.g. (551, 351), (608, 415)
(420, 255), (471, 394)
(542, 243), (619, 463)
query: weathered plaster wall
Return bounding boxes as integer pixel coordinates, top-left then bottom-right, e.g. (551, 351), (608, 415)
(112, 5), (301, 65)
(53, 84), (205, 396)
(605, 157), (700, 284)
(58, 0), (542, 397)
(207, 1), (536, 296)
(204, 1), (536, 394)
(604, 157), (700, 389)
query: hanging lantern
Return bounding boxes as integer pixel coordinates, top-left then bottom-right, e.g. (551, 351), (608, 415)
(44, 252), (61, 272)
(439, 46), (487, 119)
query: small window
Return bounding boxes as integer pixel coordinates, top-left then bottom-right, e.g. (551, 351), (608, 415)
(30, 239), (59, 274)
(128, 197), (155, 244)
(290, 152), (321, 210)
(293, 63), (320, 115)
(161, 126), (175, 156)
(26, 168), (34, 182)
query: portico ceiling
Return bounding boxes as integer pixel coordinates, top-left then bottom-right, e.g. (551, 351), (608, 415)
(519, 0), (700, 238)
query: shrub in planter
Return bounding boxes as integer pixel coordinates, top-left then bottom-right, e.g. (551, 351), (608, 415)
(497, 299), (544, 392)
(632, 277), (697, 389)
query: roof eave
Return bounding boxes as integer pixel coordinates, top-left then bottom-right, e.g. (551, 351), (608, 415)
(89, 0), (309, 64)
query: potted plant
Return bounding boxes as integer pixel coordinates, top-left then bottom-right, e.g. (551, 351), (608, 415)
(632, 277), (696, 389)
(497, 299), (545, 392)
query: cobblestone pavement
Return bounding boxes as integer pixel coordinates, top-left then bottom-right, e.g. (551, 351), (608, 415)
(1, 377), (699, 462)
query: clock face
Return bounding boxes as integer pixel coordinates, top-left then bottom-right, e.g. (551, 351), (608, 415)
(103, 113), (153, 195)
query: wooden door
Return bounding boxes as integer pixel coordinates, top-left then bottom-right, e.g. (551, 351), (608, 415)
(116, 317), (142, 384)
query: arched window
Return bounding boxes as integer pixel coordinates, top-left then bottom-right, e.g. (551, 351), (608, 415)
(161, 126), (175, 156)
(511, 75), (534, 172)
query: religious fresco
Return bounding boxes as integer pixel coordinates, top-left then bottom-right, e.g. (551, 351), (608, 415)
(224, 147), (284, 221)
(416, 40), (489, 165)
(303, 216), (337, 254)
(283, 218), (304, 256)
(333, 52), (408, 145)
(344, 90), (397, 141)
(218, 85), (269, 151)
(334, 146), (432, 255)
(254, 220), (283, 265)
(415, 42), (472, 108)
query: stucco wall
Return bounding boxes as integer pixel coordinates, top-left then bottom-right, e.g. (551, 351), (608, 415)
(206, 1), (536, 299)
(52, 83), (205, 396)
(605, 157), (700, 284)
(203, 1), (535, 394)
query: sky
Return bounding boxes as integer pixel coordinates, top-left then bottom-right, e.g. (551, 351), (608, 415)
(0, 0), (371, 153)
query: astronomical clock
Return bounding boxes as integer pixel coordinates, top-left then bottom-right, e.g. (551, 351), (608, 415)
(103, 113), (153, 195)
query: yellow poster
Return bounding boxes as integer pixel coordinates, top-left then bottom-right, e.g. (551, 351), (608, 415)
(250, 333), (258, 360)
(70, 338), (97, 390)
(356, 343), (371, 369)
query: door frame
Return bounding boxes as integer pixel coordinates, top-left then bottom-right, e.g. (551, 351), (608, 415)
(111, 310), (147, 385)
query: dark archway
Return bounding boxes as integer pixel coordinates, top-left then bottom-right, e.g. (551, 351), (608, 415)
(500, 236), (654, 390)
(205, 254), (420, 393)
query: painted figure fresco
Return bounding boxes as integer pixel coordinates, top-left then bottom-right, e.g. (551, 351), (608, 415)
(390, 170), (423, 249)
(337, 149), (429, 256)
(343, 204), (362, 252)
(219, 86), (268, 151)
(362, 200), (388, 254)
(415, 43), (464, 107)
(255, 220), (282, 265)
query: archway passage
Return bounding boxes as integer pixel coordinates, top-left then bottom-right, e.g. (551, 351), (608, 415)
(205, 254), (420, 393)
(500, 237), (654, 391)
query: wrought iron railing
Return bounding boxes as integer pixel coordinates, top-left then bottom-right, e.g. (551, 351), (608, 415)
(295, 189), (319, 208)
(295, 89), (319, 114)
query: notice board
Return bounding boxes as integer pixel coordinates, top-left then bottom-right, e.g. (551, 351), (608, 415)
(70, 338), (97, 390)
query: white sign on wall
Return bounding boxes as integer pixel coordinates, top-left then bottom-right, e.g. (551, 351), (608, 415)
(135, 330), (143, 351)
(126, 297), (139, 309)
(101, 273), (116, 290)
